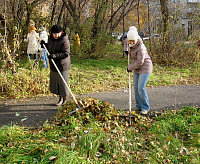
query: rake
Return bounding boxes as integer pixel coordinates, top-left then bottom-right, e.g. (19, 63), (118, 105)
(43, 44), (82, 113)
(128, 52), (132, 124)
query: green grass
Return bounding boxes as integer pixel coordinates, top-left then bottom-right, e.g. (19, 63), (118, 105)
(0, 53), (199, 99)
(0, 104), (199, 163)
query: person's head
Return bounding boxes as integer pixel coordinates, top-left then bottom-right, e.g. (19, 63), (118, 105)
(30, 26), (36, 32)
(129, 26), (137, 32)
(51, 25), (63, 39)
(39, 27), (45, 32)
(127, 30), (139, 47)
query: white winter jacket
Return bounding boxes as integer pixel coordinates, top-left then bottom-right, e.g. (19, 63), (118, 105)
(39, 30), (48, 51)
(39, 31), (48, 44)
(25, 31), (39, 54)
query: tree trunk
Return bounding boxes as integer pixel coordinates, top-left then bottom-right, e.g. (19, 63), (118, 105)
(62, 0), (81, 33)
(147, 0), (151, 54)
(58, 3), (65, 25)
(137, 0), (140, 31)
(160, 0), (170, 55)
(51, 0), (58, 25)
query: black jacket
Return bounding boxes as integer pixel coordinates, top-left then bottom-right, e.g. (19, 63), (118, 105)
(47, 32), (71, 72)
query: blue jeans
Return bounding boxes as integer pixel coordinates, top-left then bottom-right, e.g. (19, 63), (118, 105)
(133, 73), (151, 111)
(40, 49), (48, 68)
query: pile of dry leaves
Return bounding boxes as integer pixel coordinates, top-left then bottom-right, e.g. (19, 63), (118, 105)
(48, 97), (155, 162)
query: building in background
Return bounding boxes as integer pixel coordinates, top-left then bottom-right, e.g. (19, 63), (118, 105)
(136, 0), (200, 39)
(168, 0), (200, 38)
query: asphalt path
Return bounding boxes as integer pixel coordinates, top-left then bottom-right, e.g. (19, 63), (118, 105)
(0, 85), (199, 128)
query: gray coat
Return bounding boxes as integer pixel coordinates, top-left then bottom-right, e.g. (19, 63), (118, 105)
(128, 37), (153, 74)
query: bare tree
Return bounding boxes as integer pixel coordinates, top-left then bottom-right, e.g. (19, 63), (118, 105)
(61, 0), (138, 57)
(1, 0), (142, 58)
(51, 0), (58, 26)
(62, 0), (82, 33)
(137, 0), (140, 31)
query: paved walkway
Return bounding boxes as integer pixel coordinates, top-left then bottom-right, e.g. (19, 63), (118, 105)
(0, 85), (199, 128)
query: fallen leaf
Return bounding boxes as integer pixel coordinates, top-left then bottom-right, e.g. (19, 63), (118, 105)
(96, 152), (102, 157)
(15, 112), (20, 117)
(49, 156), (57, 161)
(71, 142), (75, 149)
(21, 118), (28, 122)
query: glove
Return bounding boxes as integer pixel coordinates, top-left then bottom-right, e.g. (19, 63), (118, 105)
(40, 40), (45, 48)
(48, 54), (53, 60)
(125, 51), (128, 55)
(127, 68), (131, 73)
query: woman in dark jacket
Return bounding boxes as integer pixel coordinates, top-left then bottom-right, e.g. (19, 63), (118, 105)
(42, 25), (71, 106)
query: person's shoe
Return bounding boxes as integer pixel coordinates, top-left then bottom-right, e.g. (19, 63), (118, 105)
(61, 96), (68, 106)
(140, 110), (149, 115)
(61, 100), (67, 106)
(133, 108), (141, 111)
(56, 100), (63, 106)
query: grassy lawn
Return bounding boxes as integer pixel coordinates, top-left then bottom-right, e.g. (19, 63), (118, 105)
(0, 101), (199, 163)
(1, 52), (199, 99)
(0, 43), (199, 163)
(70, 55), (199, 94)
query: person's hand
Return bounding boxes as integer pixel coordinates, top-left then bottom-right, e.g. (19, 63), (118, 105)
(127, 68), (131, 73)
(48, 54), (53, 60)
(40, 40), (45, 48)
(125, 51), (128, 55)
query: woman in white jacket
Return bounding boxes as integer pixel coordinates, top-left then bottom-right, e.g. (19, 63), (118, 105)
(24, 26), (39, 67)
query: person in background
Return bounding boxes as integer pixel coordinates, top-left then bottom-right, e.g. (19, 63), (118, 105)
(39, 27), (48, 68)
(24, 26), (40, 67)
(40, 25), (71, 106)
(126, 26), (153, 115)
(73, 31), (80, 54)
(121, 32), (128, 57)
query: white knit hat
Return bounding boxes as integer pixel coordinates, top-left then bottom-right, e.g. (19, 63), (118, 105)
(129, 26), (137, 31)
(127, 30), (139, 41)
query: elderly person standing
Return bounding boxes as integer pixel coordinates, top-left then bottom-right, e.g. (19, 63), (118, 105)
(41, 25), (71, 106)
(24, 26), (40, 67)
(126, 26), (153, 115)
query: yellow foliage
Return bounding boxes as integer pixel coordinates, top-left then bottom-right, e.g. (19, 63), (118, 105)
(127, 3), (149, 29)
